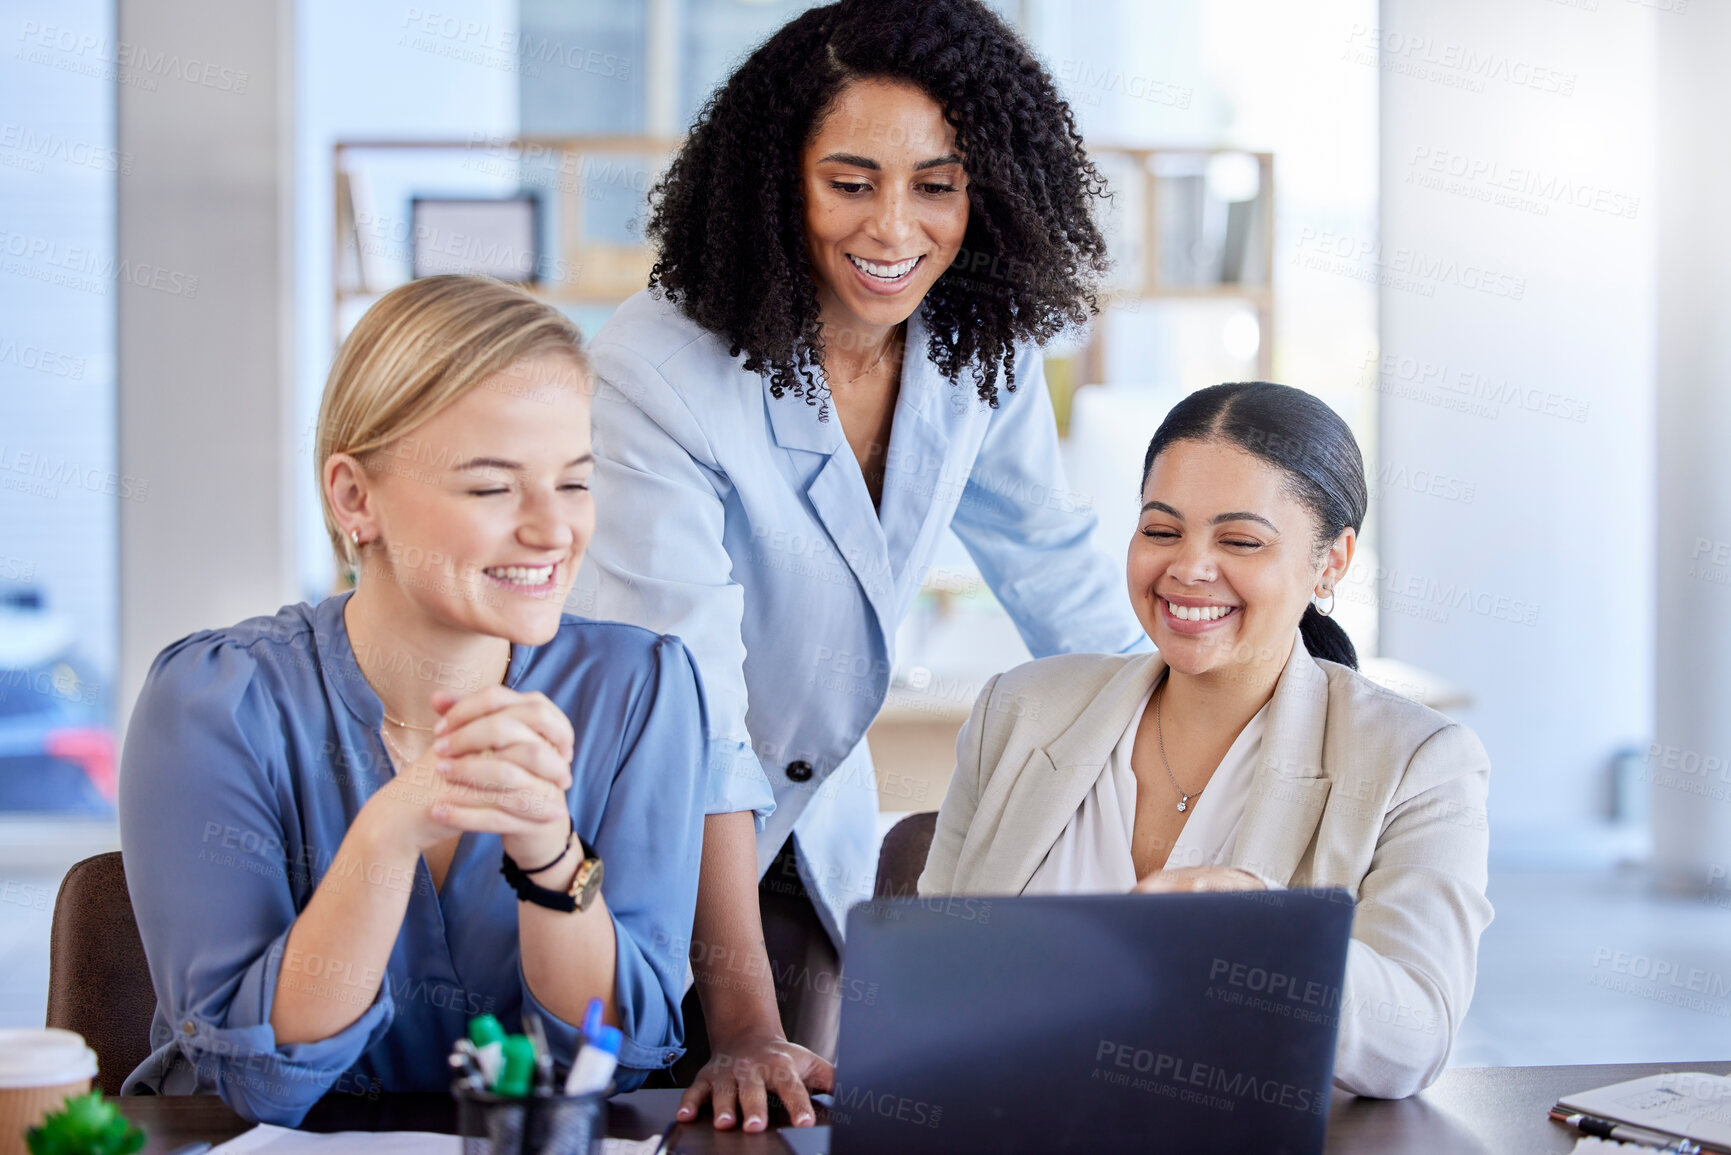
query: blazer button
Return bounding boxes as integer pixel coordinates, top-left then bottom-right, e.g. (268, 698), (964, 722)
(785, 760), (814, 783)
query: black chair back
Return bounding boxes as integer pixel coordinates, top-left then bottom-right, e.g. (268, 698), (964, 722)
(873, 811), (938, 899)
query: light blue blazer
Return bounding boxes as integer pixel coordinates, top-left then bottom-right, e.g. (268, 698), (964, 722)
(575, 288), (1147, 942)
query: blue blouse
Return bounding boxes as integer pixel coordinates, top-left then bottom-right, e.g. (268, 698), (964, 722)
(117, 591), (709, 1125)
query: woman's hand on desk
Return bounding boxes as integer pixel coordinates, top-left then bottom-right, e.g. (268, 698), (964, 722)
(372, 687), (576, 865)
(678, 1034), (835, 1132)
(1133, 866), (1267, 894)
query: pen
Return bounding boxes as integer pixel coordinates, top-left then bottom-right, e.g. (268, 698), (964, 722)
(456, 1037), (504, 1087)
(448, 1048), (486, 1094)
(1557, 1111), (1703, 1154)
(523, 1009), (554, 1096)
(652, 1119), (679, 1155)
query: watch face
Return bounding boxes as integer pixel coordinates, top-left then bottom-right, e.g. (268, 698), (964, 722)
(571, 857), (604, 911)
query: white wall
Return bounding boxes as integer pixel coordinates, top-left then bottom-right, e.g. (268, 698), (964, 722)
(294, 0), (518, 599)
(1376, 0), (1656, 851)
(117, 0), (297, 718)
(1654, 0), (1731, 894)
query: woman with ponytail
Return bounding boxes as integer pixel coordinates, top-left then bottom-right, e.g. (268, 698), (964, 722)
(921, 382), (1493, 1099)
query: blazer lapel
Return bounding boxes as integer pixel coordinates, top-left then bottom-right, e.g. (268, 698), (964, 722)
(968, 652), (1168, 894)
(763, 378), (898, 630)
(1229, 638), (1334, 886)
(875, 306), (953, 588)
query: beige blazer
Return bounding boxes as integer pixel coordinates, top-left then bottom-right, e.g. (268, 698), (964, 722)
(918, 642), (1492, 1099)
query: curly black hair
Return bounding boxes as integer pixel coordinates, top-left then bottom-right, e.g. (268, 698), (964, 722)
(643, 0), (1111, 411)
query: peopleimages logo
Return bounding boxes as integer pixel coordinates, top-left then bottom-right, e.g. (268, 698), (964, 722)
(0, 445), (149, 502)
(16, 21), (250, 93)
(1092, 1041), (1327, 1116)
(1292, 229), (1526, 301)
(1208, 958), (1341, 1009)
(0, 124), (132, 174)
(1406, 146), (1641, 221)
(0, 229), (198, 298)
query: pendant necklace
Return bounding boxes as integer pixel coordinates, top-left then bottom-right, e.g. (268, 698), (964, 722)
(1154, 671), (1204, 813)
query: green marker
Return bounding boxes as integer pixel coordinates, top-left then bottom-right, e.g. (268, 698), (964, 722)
(496, 1034), (535, 1098)
(468, 1014), (506, 1048)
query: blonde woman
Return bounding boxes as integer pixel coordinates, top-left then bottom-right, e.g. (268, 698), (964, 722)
(118, 277), (708, 1123)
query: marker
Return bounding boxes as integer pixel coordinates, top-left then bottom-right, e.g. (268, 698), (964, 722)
(562, 1024), (622, 1095)
(469, 1014), (506, 1048)
(1556, 1111), (1702, 1154)
(497, 1035), (536, 1098)
(581, 997), (604, 1039)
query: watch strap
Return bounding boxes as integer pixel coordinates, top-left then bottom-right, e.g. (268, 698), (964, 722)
(501, 837), (603, 913)
(501, 850), (577, 912)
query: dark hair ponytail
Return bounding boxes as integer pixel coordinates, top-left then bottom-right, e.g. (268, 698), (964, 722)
(1140, 382), (1365, 668)
(1299, 603), (1356, 669)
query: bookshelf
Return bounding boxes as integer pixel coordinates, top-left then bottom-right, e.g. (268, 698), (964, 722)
(331, 137), (1275, 386)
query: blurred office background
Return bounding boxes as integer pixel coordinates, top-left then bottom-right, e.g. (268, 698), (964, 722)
(2, 0), (1726, 1073)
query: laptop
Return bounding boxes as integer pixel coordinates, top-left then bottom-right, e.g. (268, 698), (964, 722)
(822, 889), (1355, 1155)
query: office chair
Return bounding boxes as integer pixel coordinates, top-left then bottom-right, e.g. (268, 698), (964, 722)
(46, 851), (157, 1095)
(873, 811), (938, 899)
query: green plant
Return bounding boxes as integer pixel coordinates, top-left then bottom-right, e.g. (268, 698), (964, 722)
(23, 1091), (145, 1155)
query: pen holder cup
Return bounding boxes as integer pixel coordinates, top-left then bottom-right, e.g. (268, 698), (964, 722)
(452, 1081), (608, 1155)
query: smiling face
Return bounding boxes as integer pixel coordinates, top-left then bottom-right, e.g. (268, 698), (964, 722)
(800, 78), (971, 336)
(1129, 438), (1354, 682)
(339, 353), (594, 647)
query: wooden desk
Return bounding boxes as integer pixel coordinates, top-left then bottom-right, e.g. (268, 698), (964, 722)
(115, 1062), (1731, 1154)
(1327, 1060), (1731, 1153)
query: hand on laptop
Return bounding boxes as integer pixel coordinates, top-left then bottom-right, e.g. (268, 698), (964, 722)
(1133, 865), (1267, 894)
(677, 1033), (835, 1132)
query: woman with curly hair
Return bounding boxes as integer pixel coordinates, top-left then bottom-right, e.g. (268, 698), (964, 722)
(578, 0), (1146, 1130)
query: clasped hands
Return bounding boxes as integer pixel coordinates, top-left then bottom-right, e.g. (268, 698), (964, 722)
(374, 685), (576, 867)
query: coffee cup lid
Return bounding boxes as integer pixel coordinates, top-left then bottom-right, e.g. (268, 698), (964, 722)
(0, 1028), (98, 1087)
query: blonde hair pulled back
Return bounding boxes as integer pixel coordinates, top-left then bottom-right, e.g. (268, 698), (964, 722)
(315, 275), (586, 572)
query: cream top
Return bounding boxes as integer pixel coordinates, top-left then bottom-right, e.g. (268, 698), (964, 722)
(1022, 681), (1270, 894)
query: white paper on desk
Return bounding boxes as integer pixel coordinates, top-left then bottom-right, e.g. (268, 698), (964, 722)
(1569, 1138), (1673, 1154)
(210, 1124), (664, 1155)
(209, 1126), (461, 1155)
(1558, 1072), (1731, 1147)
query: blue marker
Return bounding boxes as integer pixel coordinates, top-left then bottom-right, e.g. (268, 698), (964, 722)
(563, 1024), (623, 1096)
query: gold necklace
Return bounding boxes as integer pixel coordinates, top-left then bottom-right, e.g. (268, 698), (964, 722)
(375, 647), (512, 732)
(378, 723), (425, 772)
(826, 326), (903, 388)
